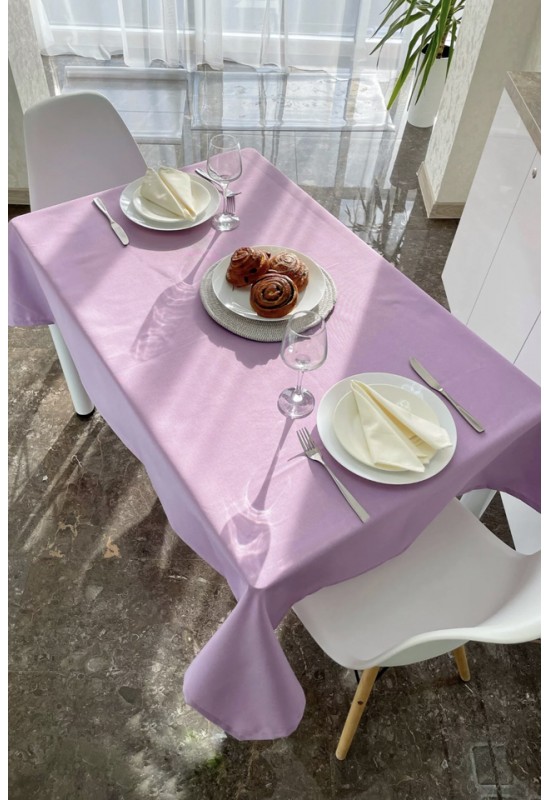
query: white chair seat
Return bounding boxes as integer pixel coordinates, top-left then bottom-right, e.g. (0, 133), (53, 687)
(293, 499), (540, 759)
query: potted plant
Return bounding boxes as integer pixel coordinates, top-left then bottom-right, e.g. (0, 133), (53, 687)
(371, 0), (465, 127)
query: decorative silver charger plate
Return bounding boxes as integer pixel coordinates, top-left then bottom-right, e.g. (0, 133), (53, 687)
(199, 263), (337, 342)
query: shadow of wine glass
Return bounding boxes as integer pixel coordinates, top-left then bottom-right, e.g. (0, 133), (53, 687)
(131, 234), (223, 362)
(218, 417), (294, 585)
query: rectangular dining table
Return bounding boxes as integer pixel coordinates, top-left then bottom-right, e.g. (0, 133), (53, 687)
(8, 148), (541, 741)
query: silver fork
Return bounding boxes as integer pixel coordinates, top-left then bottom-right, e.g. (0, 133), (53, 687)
(297, 429), (369, 523)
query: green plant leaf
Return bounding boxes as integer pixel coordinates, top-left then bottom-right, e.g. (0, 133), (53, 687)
(371, 0), (411, 40)
(370, 11), (425, 53)
(385, 19), (436, 107)
(411, 1), (451, 100)
(375, 1), (413, 29)
(435, 0), (454, 53)
(377, 0), (464, 108)
(385, 34), (427, 106)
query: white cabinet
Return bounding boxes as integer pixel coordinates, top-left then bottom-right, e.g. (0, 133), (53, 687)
(466, 151), (540, 362)
(441, 83), (540, 553)
(442, 89), (538, 325)
(442, 84), (540, 377)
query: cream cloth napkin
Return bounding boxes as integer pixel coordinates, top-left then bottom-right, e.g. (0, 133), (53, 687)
(347, 380), (453, 473)
(140, 167), (201, 220)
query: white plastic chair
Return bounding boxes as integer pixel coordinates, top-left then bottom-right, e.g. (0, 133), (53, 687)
(23, 91), (147, 415)
(293, 499), (540, 760)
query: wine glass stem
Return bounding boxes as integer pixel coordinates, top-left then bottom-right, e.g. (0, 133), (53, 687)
(221, 182), (228, 215)
(293, 369), (304, 401)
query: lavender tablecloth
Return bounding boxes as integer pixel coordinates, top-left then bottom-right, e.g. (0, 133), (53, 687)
(8, 149), (541, 740)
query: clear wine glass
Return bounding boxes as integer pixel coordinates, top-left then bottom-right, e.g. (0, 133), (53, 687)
(278, 310), (328, 419)
(206, 133), (242, 231)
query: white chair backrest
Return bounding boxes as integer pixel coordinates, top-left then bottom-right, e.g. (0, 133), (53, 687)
(23, 91), (147, 211)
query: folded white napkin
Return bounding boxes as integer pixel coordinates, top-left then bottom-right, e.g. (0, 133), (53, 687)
(140, 167), (201, 220)
(347, 380), (452, 473)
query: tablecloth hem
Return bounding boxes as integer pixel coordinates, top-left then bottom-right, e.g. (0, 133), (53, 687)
(183, 694), (305, 742)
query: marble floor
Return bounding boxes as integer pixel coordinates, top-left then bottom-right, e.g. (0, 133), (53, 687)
(8, 66), (541, 800)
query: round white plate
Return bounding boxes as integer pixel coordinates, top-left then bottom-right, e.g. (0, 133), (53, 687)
(210, 245), (326, 322)
(120, 174), (219, 231)
(317, 372), (457, 485)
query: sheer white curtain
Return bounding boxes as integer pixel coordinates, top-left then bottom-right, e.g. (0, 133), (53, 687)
(30, 0), (408, 77)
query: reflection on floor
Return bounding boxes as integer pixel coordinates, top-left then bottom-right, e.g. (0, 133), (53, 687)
(8, 63), (540, 800)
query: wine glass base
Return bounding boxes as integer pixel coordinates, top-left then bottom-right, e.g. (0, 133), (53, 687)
(211, 213), (240, 231)
(277, 387), (315, 419)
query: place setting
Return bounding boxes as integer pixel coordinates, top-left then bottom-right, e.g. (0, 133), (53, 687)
(119, 166), (219, 231)
(274, 312), (459, 485)
(315, 370), (458, 487)
(294, 367), (458, 514)
(267, 305), (460, 522)
(117, 133), (243, 232)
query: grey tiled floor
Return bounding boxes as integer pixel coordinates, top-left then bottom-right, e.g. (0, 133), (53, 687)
(8, 64), (540, 800)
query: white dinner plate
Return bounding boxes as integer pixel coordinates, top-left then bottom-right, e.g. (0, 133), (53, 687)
(210, 245), (326, 322)
(120, 174), (219, 231)
(317, 372), (457, 485)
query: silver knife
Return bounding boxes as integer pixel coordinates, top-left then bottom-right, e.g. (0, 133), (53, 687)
(409, 357), (485, 433)
(93, 197), (129, 245)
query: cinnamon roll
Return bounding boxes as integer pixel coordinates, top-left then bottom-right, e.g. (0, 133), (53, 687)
(226, 247), (270, 288)
(249, 273), (299, 318)
(266, 251), (309, 292)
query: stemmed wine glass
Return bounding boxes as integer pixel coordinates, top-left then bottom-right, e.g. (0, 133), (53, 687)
(278, 310), (328, 419)
(206, 133), (242, 231)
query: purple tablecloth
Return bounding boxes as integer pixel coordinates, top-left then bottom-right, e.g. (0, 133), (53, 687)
(8, 148), (541, 740)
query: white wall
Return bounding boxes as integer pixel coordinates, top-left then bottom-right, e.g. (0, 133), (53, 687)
(8, 0), (51, 201)
(419, 0), (540, 215)
(8, 62), (28, 197)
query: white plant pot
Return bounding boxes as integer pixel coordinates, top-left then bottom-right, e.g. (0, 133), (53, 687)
(407, 55), (449, 128)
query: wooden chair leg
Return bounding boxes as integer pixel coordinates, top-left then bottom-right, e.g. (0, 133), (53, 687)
(452, 645), (471, 681)
(336, 666), (380, 760)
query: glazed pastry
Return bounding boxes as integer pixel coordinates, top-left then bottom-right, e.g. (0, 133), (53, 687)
(226, 247), (270, 288)
(267, 251), (309, 292)
(250, 273), (299, 318)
